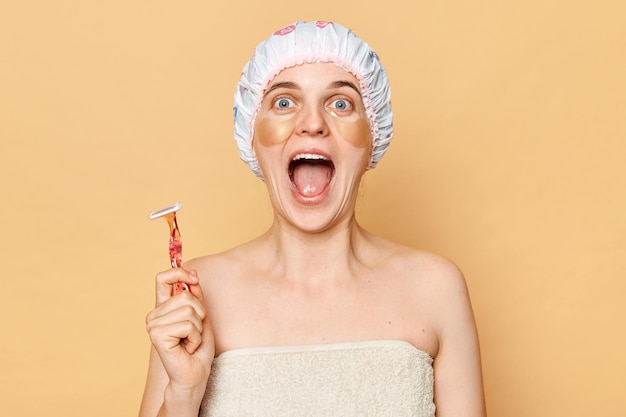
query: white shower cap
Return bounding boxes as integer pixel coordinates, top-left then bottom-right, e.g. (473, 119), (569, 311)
(233, 21), (393, 178)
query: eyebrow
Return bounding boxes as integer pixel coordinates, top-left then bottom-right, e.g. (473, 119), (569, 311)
(264, 82), (299, 96)
(328, 80), (361, 97)
(263, 80), (362, 97)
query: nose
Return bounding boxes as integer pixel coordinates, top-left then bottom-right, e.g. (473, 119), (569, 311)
(296, 104), (329, 137)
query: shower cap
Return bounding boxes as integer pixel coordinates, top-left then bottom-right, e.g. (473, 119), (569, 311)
(233, 20), (393, 178)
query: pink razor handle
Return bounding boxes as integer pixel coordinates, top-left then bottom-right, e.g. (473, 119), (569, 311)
(168, 223), (189, 294)
(149, 202), (189, 295)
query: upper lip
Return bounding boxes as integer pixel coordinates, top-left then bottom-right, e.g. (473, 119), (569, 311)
(291, 152), (330, 162)
(288, 149), (332, 163)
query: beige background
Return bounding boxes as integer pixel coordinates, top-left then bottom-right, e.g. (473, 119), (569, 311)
(1, 1), (625, 416)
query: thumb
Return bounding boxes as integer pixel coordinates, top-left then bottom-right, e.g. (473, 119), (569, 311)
(187, 274), (205, 302)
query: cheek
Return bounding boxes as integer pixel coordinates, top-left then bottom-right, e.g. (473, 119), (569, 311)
(254, 116), (295, 148)
(331, 114), (371, 149)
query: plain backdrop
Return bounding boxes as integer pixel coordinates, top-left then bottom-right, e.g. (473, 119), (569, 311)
(1, 1), (625, 416)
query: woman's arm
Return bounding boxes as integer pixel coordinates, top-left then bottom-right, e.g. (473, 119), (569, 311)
(139, 346), (206, 417)
(431, 262), (487, 417)
(139, 268), (214, 417)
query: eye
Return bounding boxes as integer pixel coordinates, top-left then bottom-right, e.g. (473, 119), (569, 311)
(330, 98), (352, 111)
(273, 97), (295, 109)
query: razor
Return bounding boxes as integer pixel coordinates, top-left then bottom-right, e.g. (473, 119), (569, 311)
(149, 201), (189, 294)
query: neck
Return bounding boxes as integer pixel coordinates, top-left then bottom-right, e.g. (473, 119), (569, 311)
(260, 214), (370, 285)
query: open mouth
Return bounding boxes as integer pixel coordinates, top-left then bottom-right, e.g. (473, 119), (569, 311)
(288, 153), (335, 197)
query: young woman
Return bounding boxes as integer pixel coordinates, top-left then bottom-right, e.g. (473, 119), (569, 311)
(140, 21), (486, 417)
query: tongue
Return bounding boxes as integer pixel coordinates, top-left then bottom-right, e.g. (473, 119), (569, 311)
(293, 163), (332, 197)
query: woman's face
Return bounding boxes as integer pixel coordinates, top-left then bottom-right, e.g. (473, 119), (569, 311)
(253, 62), (372, 232)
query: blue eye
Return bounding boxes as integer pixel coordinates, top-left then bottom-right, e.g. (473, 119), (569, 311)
(331, 99), (352, 111)
(274, 98), (294, 109)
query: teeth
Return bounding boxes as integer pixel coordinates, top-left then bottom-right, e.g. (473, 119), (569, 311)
(292, 153), (328, 161)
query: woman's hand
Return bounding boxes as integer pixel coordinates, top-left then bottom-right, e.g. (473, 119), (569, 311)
(145, 268), (214, 392)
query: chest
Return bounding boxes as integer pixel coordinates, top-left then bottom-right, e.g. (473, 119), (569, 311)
(208, 274), (439, 356)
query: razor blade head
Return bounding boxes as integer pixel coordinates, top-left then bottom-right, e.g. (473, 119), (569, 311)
(149, 201), (182, 220)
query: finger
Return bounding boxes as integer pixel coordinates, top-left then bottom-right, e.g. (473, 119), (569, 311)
(196, 319), (216, 357)
(146, 291), (206, 326)
(187, 281), (205, 303)
(146, 304), (205, 335)
(154, 268), (199, 304)
(149, 321), (202, 353)
(183, 314), (215, 356)
(182, 324), (203, 354)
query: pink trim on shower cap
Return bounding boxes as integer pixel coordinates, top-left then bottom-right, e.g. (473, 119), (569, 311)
(233, 21), (393, 178)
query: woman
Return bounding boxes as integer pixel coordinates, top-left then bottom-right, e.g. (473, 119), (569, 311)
(140, 21), (486, 417)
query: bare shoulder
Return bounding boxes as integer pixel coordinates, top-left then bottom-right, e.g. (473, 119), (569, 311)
(373, 236), (468, 294)
(370, 236), (475, 335)
(402, 244), (470, 303)
(406, 249), (469, 306)
(183, 240), (258, 284)
(184, 247), (243, 275)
